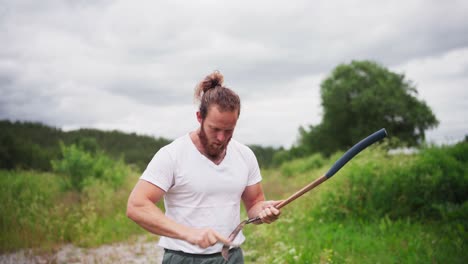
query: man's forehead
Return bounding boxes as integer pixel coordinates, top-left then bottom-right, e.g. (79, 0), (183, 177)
(204, 107), (238, 128)
(206, 105), (238, 117)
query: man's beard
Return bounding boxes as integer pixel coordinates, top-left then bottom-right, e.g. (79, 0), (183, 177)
(199, 124), (230, 159)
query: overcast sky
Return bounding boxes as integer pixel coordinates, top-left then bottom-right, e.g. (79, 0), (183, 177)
(1, 0), (467, 147)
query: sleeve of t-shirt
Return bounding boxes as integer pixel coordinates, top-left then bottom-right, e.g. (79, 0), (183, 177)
(246, 147), (262, 186)
(140, 147), (174, 192)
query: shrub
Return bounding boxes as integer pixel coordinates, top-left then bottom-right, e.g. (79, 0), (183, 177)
(280, 154), (326, 177)
(0, 170), (62, 251)
(319, 142), (468, 223)
(52, 143), (128, 191)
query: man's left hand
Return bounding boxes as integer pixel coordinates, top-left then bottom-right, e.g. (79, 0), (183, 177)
(258, 200), (282, 224)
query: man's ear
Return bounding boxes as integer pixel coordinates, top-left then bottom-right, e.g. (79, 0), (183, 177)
(196, 111), (202, 124)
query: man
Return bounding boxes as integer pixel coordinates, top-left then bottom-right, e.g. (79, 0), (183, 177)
(127, 71), (281, 263)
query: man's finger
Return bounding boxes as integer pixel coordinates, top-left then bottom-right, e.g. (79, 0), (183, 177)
(271, 200), (284, 208)
(270, 207), (280, 215)
(208, 232), (218, 246)
(213, 231), (232, 245)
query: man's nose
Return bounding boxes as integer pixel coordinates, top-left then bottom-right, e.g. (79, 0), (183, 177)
(216, 131), (226, 142)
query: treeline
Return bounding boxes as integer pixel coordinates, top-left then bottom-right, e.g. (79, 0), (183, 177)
(0, 120), (281, 171)
(0, 120), (170, 172)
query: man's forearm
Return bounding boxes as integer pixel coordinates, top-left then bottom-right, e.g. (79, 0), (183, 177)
(247, 201), (266, 220)
(127, 200), (231, 248)
(127, 200), (189, 240)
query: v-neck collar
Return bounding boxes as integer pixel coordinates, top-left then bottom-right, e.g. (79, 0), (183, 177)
(187, 133), (230, 167)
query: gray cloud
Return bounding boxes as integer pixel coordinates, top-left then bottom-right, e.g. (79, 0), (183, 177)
(108, 80), (191, 107)
(1, 0), (467, 146)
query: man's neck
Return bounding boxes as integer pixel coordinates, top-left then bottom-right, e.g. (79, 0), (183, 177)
(190, 130), (226, 165)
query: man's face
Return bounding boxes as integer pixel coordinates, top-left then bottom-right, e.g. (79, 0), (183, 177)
(198, 105), (238, 158)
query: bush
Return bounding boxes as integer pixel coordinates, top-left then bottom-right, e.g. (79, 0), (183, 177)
(319, 142), (468, 223)
(52, 143), (128, 191)
(280, 154), (326, 177)
(0, 169), (144, 252)
(0, 170), (63, 251)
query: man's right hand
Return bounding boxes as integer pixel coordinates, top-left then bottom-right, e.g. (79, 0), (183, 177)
(184, 227), (231, 248)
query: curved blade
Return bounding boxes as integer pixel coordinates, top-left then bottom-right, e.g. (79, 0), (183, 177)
(221, 219), (248, 260)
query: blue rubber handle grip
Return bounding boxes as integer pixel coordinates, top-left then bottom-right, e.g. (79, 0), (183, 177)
(325, 128), (387, 178)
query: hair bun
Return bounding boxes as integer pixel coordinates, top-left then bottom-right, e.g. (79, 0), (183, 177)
(203, 70), (224, 92)
(193, 70), (241, 118)
(194, 70), (225, 101)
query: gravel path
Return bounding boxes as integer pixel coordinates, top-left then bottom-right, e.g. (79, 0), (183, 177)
(0, 236), (163, 264)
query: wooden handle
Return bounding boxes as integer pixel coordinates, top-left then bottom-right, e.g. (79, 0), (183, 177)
(246, 128), (387, 223)
(276, 175), (328, 209)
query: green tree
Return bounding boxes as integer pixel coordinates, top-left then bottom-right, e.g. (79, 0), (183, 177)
(51, 142), (128, 191)
(0, 120), (171, 172)
(249, 145), (283, 168)
(299, 60), (438, 155)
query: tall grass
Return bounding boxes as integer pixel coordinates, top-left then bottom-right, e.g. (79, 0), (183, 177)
(0, 144), (151, 253)
(244, 142), (467, 263)
(244, 215), (464, 263)
(1, 142), (466, 263)
(320, 143), (468, 222)
(0, 170), (148, 253)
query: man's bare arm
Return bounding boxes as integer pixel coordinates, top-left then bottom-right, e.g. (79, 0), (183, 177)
(126, 180), (231, 248)
(241, 183), (281, 224)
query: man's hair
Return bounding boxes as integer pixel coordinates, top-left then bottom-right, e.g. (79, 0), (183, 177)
(194, 71), (241, 119)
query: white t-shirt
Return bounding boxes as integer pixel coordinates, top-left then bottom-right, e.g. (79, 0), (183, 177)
(140, 134), (262, 254)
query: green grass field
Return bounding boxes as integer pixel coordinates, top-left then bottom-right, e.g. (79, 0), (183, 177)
(1, 143), (466, 263)
(0, 170), (148, 252)
(243, 143), (467, 263)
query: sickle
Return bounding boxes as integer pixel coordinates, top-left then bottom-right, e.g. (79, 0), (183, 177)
(222, 128), (388, 261)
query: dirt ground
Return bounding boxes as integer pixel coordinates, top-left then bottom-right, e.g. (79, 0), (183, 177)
(0, 236), (163, 264)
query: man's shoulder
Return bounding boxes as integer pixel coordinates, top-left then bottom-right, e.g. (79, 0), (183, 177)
(229, 138), (247, 149)
(159, 134), (191, 153)
(229, 138), (255, 157)
(167, 134), (190, 145)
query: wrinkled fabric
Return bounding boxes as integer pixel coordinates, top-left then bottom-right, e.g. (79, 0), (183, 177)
(162, 248), (244, 264)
